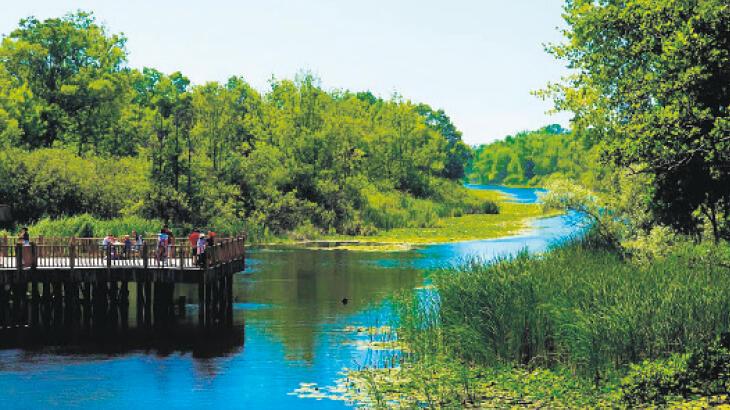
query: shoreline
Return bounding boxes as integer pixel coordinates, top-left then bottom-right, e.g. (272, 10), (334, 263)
(249, 211), (563, 252)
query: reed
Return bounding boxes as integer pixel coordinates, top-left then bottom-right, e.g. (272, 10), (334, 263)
(27, 214), (164, 237)
(344, 237), (730, 407)
(423, 238), (730, 379)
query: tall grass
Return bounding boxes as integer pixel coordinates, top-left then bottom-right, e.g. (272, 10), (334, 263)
(399, 238), (730, 380)
(27, 214), (165, 237)
(361, 185), (498, 230)
(21, 213), (259, 239)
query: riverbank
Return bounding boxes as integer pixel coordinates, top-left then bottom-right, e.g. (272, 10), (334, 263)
(8, 187), (556, 252)
(263, 189), (559, 250)
(335, 238), (730, 407)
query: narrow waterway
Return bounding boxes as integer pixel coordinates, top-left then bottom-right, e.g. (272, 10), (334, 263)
(0, 186), (580, 409)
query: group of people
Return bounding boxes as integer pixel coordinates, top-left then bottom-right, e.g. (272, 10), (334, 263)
(188, 228), (216, 267)
(102, 230), (143, 259)
(18, 225), (218, 266)
(154, 226), (217, 266)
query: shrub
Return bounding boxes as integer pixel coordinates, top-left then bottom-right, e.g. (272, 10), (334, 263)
(621, 335), (730, 405)
(620, 354), (690, 405)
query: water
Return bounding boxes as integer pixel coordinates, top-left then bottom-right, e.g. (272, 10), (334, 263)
(0, 186), (579, 409)
(464, 183), (547, 204)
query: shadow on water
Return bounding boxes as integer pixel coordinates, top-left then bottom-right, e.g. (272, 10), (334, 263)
(0, 324), (244, 358)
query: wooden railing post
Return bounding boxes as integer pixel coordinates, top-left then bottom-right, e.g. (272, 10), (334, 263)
(179, 243), (185, 270)
(106, 243), (112, 268)
(69, 238), (76, 270)
(30, 242), (37, 270)
(15, 243), (22, 271)
(203, 245), (209, 270)
(142, 242), (148, 269)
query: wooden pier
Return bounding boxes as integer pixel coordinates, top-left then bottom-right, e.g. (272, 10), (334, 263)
(0, 236), (245, 330)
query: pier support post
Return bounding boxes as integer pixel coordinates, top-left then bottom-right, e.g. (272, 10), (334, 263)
(198, 275), (205, 327)
(144, 280), (152, 327)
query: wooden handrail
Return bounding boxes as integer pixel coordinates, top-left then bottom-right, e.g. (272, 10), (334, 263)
(0, 236), (245, 271)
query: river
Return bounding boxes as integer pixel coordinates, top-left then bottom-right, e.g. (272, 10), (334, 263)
(0, 186), (579, 409)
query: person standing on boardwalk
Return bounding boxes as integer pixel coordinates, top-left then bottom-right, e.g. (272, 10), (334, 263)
(19, 227), (29, 246)
(132, 229), (142, 253)
(157, 230), (168, 265)
(188, 229), (200, 264)
(103, 233), (115, 260)
(123, 235), (132, 259)
(168, 231), (175, 259)
(196, 234), (206, 267)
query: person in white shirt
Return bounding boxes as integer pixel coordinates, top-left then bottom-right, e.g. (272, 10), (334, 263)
(196, 235), (206, 266)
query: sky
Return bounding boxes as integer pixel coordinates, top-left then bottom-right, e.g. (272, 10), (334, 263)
(0, 0), (572, 145)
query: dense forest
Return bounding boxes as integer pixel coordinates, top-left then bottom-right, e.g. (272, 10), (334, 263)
(466, 124), (599, 186)
(0, 12), (488, 239)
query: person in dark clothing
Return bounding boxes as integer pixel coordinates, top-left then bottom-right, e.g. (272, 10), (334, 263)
(20, 227), (29, 246)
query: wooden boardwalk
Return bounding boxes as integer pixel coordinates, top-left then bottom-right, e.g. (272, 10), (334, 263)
(0, 236), (246, 330)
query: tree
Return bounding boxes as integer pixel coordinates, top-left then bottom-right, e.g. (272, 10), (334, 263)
(416, 104), (472, 180)
(0, 12), (128, 152)
(546, 0), (730, 242)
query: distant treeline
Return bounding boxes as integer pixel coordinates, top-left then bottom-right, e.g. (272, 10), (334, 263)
(467, 124), (599, 187)
(0, 12), (493, 239)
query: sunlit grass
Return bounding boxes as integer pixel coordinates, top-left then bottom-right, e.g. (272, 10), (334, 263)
(324, 190), (558, 245)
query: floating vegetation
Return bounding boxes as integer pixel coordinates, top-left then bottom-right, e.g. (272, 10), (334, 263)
(346, 340), (409, 352)
(342, 325), (392, 335)
(288, 380), (360, 405)
(305, 243), (413, 252)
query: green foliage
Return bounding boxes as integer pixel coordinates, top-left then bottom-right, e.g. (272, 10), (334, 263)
(620, 354), (690, 406)
(353, 241), (730, 407)
(467, 124), (601, 187)
(29, 214), (163, 237)
(546, 0), (730, 241)
(431, 239), (730, 379)
(620, 335), (730, 406)
(359, 181), (498, 231)
(0, 148), (150, 223)
(0, 12), (128, 152)
(0, 12), (476, 238)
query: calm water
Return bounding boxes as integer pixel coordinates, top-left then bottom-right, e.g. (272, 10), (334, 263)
(0, 186), (579, 409)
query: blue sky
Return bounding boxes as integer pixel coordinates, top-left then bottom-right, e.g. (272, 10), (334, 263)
(0, 0), (572, 145)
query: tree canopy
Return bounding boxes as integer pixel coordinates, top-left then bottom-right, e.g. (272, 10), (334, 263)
(546, 0), (730, 241)
(0, 12), (479, 238)
(467, 124), (600, 187)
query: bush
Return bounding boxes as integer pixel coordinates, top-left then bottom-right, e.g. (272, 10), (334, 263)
(620, 354), (690, 405)
(0, 148), (150, 223)
(621, 335), (730, 405)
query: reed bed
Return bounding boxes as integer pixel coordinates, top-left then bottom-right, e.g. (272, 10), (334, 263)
(412, 239), (730, 379)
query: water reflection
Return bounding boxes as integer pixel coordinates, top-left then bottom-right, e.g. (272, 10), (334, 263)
(238, 247), (422, 363)
(0, 187), (581, 409)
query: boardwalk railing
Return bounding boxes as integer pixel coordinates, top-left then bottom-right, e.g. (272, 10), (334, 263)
(0, 236), (246, 271)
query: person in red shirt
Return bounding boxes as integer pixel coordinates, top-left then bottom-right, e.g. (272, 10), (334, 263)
(188, 229), (200, 264)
